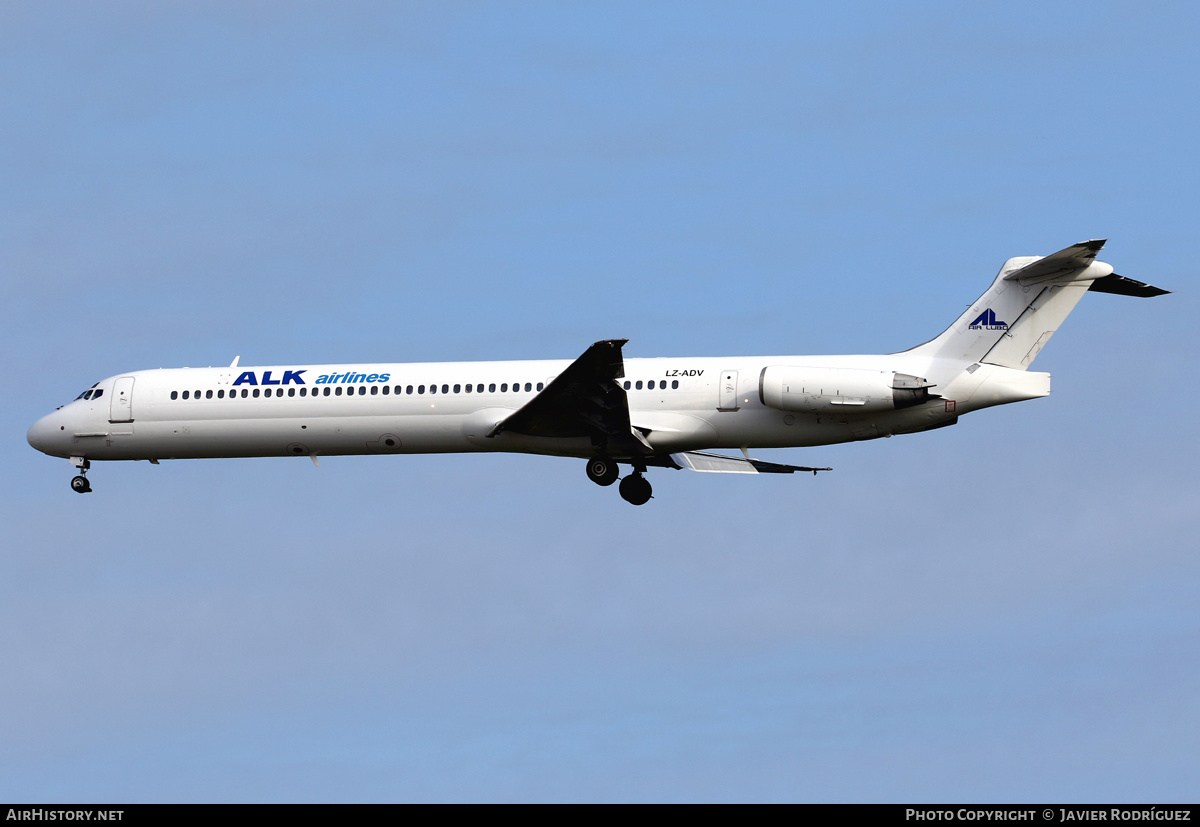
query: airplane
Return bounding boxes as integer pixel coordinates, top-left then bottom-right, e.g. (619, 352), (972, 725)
(27, 240), (1167, 505)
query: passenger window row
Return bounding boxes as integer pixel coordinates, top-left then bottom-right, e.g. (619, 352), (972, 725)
(168, 381), (547, 401)
(623, 380), (680, 390)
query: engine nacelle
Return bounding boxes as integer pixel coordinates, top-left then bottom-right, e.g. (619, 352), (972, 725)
(759, 366), (936, 413)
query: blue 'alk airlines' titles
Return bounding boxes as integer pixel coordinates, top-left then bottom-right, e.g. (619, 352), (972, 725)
(27, 240), (1167, 505)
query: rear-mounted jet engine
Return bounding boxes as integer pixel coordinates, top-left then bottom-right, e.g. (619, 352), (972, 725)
(758, 366), (938, 413)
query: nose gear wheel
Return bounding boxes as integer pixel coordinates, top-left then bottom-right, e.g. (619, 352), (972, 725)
(69, 458), (92, 493)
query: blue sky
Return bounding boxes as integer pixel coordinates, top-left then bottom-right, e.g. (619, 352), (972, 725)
(2, 1), (1197, 802)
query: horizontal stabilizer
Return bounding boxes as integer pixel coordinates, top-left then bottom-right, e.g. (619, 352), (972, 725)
(1087, 273), (1170, 298)
(670, 451), (831, 475)
(1003, 239), (1107, 285)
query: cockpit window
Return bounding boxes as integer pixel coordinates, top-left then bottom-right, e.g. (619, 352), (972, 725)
(76, 383), (104, 401)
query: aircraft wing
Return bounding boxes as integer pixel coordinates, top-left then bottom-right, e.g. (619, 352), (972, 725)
(486, 339), (642, 450)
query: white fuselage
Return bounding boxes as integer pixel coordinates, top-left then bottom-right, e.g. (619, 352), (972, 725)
(25, 351), (1047, 464)
(27, 241), (1165, 504)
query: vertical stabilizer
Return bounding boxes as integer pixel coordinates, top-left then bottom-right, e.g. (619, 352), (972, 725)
(903, 240), (1115, 370)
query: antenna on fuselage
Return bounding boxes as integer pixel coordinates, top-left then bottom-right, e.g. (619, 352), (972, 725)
(229, 356), (240, 368)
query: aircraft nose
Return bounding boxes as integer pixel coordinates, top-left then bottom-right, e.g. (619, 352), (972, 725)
(27, 414), (58, 455)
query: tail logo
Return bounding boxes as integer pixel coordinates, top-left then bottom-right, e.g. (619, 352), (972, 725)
(968, 308), (1009, 331)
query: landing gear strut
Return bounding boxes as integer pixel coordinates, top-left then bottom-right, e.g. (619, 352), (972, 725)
(70, 458), (92, 494)
(618, 472), (652, 506)
(585, 455), (619, 487)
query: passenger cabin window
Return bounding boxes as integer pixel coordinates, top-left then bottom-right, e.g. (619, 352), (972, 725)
(454, 384), (461, 393)
(182, 390), (190, 399)
(206, 390), (213, 399)
(524, 383), (532, 392)
(442, 384), (449, 394)
(253, 389), (260, 398)
(171, 391), (178, 400)
(489, 383), (496, 392)
(672, 380), (679, 389)
(371, 386), (378, 395)
(635, 381), (643, 390)
(335, 387), (342, 396)
(623, 381), (630, 390)
(501, 383), (508, 392)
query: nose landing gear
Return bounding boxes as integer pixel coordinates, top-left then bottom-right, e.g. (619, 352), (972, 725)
(69, 457), (92, 494)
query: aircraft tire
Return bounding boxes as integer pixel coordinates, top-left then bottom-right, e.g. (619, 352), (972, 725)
(618, 473), (652, 506)
(70, 475), (91, 494)
(586, 456), (619, 487)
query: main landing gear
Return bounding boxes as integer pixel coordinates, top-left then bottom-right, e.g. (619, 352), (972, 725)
(585, 456), (653, 505)
(585, 455), (619, 487)
(618, 472), (652, 506)
(70, 458), (92, 494)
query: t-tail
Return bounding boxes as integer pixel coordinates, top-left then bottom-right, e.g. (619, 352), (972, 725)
(905, 239), (1168, 370)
